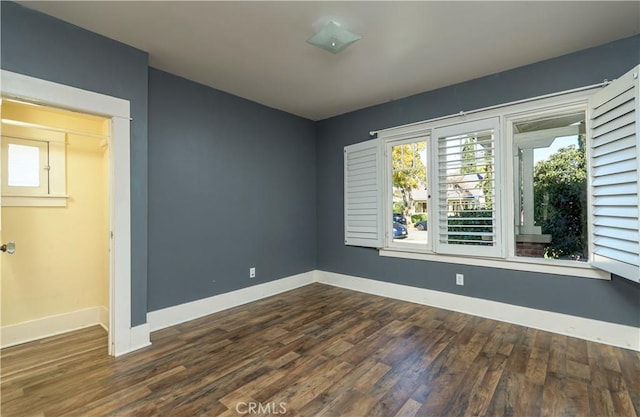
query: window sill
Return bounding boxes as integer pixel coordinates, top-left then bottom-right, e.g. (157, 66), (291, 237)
(2, 194), (68, 207)
(379, 248), (610, 280)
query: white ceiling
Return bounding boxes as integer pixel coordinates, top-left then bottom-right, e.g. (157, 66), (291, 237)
(19, 1), (640, 121)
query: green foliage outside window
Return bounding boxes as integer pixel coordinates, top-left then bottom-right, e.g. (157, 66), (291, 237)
(533, 136), (588, 260)
(411, 213), (427, 223)
(392, 142), (427, 223)
(447, 210), (493, 245)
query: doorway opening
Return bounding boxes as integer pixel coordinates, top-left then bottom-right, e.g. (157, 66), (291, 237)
(1, 99), (111, 350)
(1, 69), (142, 356)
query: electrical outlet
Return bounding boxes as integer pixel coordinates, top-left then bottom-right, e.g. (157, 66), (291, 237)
(456, 273), (464, 286)
(250, 267), (256, 278)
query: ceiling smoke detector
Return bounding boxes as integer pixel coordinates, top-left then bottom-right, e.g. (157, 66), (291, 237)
(307, 20), (361, 54)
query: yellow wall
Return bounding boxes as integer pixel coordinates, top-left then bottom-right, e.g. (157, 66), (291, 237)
(1, 102), (110, 326)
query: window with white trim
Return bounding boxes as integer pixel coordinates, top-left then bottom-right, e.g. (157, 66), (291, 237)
(5, 139), (47, 193)
(344, 65), (639, 283)
(1, 124), (67, 207)
(509, 108), (588, 262)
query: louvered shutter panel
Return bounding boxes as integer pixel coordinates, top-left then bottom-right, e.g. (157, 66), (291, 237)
(589, 66), (640, 283)
(344, 139), (383, 247)
(433, 118), (502, 257)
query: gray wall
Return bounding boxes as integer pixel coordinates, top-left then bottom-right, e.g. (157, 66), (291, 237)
(147, 69), (316, 311)
(316, 35), (640, 327)
(3, 0), (638, 329)
(1, 2), (149, 326)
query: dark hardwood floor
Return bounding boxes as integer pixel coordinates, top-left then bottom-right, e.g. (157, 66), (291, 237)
(1, 283), (639, 416)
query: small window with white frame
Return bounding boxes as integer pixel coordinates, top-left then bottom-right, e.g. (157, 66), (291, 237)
(4, 138), (48, 194)
(1, 123), (67, 207)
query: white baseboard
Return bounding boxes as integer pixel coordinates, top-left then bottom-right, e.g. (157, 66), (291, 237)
(147, 271), (315, 332)
(1, 306), (109, 349)
(143, 269), (638, 352)
(99, 306), (109, 331)
(129, 323), (151, 352)
(110, 322), (152, 357)
(315, 271), (640, 351)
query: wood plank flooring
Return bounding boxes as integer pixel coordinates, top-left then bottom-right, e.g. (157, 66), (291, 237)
(1, 283), (639, 416)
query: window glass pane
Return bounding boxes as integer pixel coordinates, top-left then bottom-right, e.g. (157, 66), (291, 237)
(8, 143), (41, 187)
(391, 140), (428, 244)
(513, 111), (588, 262)
(438, 130), (496, 247)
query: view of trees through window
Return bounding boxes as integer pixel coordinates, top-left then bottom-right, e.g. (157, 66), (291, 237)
(391, 141), (428, 243)
(514, 111), (588, 261)
(388, 111), (588, 260)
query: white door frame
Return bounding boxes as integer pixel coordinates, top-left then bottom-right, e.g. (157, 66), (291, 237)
(1, 70), (149, 356)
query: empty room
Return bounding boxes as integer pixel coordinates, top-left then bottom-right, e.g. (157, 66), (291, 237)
(1, 1), (639, 416)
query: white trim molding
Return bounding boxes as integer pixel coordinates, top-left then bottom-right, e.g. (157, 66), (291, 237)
(315, 270), (640, 351)
(147, 271), (315, 331)
(10, 270), (630, 353)
(1, 70), (130, 118)
(1, 69), (136, 357)
(1, 306), (109, 349)
(99, 306), (109, 332)
(129, 323), (151, 353)
(379, 249), (610, 280)
(1, 195), (68, 207)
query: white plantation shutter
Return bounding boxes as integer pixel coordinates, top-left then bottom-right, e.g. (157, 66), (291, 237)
(344, 139), (383, 247)
(433, 118), (502, 257)
(589, 66), (640, 283)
